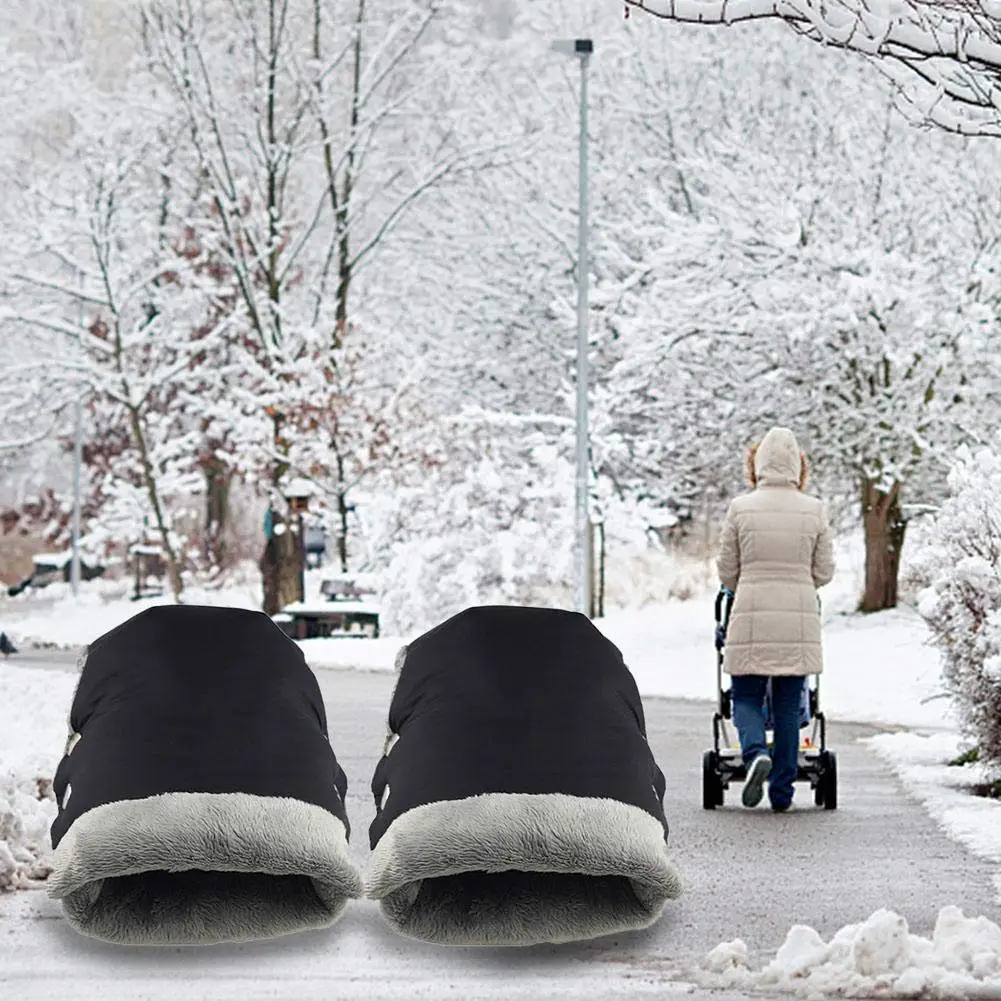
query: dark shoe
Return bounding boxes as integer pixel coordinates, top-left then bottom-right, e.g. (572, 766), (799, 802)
(742, 755), (772, 808)
(771, 802), (791, 813)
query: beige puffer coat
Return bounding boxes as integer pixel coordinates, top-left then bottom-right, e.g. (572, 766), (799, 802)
(717, 427), (836, 676)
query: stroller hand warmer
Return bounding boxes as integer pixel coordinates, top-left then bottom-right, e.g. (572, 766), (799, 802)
(366, 605), (683, 946)
(47, 605), (363, 946)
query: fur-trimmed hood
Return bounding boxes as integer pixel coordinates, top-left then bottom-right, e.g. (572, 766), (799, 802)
(747, 427), (808, 490)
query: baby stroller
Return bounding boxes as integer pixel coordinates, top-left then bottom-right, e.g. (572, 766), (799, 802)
(702, 587), (837, 810)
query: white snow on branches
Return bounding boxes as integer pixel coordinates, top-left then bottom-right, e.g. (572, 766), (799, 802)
(910, 442), (1001, 769)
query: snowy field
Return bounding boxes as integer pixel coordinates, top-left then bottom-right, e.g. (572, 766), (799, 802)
(1, 543), (952, 730)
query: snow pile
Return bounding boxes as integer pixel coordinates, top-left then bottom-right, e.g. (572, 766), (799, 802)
(867, 732), (1001, 899)
(0, 664), (77, 892)
(0, 774), (56, 891)
(908, 442), (1001, 768)
(700, 906), (1001, 998)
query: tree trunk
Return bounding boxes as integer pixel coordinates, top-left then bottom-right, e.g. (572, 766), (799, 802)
(204, 457), (231, 570)
(259, 413), (302, 614)
(860, 477), (907, 612)
(336, 490), (350, 573)
(260, 517), (302, 615)
(126, 403), (183, 601)
(333, 450), (350, 573)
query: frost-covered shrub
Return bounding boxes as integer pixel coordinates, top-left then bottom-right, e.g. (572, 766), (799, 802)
(380, 523), (573, 636)
(375, 448), (574, 636)
(909, 444), (1001, 769)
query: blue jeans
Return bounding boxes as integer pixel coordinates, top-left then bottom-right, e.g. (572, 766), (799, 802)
(732, 675), (803, 808)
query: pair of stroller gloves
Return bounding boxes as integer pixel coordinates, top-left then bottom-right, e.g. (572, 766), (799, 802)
(47, 604), (682, 948)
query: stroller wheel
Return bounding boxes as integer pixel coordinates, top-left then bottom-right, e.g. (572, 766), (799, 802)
(702, 750), (723, 810)
(818, 750), (838, 810)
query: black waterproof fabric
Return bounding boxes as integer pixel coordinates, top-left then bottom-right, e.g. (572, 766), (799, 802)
(370, 605), (667, 845)
(47, 605), (362, 946)
(52, 604), (348, 846)
(364, 605), (680, 946)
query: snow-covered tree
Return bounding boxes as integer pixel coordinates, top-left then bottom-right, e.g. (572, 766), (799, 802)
(0, 43), (213, 598)
(373, 428), (575, 634)
(623, 0), (1001, 136)
(135, 0), (519, 611)
(581, 15), (1001, 606)
(910, 441), (1001, 769)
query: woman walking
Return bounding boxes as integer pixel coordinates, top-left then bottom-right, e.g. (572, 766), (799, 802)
(717, 427), (835, 811)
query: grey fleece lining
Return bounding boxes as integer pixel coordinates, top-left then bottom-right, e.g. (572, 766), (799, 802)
(47, 792), (363, 945)
(366, 792), (682, 946)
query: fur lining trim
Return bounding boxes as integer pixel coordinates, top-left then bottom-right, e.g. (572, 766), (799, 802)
(48, 792), (363, 945)
(747, 434), (808, 490)
(365, 793), (682, 946)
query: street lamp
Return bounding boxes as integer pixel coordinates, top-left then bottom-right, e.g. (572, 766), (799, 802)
(69, 394), (83, 597)
(283, 477), (313, 604)
(70, 285), (86, 598)
(551, 37), (593, 617)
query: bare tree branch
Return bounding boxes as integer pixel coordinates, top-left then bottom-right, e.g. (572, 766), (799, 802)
(624, 0), (1001, 134)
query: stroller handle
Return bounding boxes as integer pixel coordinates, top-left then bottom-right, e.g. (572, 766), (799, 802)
(714, 586), (734, 652)
(715, 586), (734, 625)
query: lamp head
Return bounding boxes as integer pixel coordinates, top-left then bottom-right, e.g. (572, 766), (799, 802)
(551, 38), (593, 56)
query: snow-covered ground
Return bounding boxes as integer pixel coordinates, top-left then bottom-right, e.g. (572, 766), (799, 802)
(3, 597), (947, 728)
(602, 600), (948, 729)
(1, 573), (262, 649)
(0, 664), (76, 890)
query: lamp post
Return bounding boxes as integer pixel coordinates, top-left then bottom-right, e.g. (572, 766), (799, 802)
(70, 394), (83, 597)
(551, 37), (593, 617)
(70, 285), (85, 598)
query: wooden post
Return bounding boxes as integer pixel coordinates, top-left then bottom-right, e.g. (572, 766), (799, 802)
(296, 511), (306, 604)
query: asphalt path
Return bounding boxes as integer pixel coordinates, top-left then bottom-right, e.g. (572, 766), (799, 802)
(2, 651), (998, 1001)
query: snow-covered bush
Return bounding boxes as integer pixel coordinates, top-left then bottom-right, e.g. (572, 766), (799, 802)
(909, 443), (1001, 770)
(375, 445), (575, 635)
(0, 772), (55, 892)
(380, 523), (573, 637)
